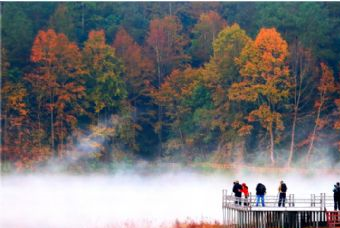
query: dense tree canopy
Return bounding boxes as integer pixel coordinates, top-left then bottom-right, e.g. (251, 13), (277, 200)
(1, 2), (340, 170)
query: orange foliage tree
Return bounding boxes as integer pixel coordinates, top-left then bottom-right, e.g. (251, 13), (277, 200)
(229, 28), (292, 165)
(26, 29), (85, 158)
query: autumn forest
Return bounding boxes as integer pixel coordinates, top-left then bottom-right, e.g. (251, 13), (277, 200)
(2, 2), (340, 171)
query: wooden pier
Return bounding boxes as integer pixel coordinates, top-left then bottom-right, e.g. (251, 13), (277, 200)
(222, 190), (338, 228)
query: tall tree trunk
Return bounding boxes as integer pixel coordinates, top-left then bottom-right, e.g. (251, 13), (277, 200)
(58, 120), (63, 159)
(306, 99), (323, 163)
(269, 123), (275, 166)
(288, 109), (297, 167)
(3, 109), (8, 159)
(47, 65), (56, 157)
(155, 46), (163, 158)
(235, 139), (245, 164)
(178, 127), (185, 148)
(37, 99), (42, 153)
(287, 40), (301, 167)
(50, 89), (55, 157)
(132, 101), (137, 149)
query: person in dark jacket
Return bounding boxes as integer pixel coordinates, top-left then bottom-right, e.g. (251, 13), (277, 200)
(278, 180), (287, 207)
(333, 182), (340, 210)
(233, 180), (242, 205)
(256, 183), (266, 207)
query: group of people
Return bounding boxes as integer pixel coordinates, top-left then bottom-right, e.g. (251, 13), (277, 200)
(232, 180), (287, 207)
(233, 181), (340, 210)
(232, 181), (249, 205)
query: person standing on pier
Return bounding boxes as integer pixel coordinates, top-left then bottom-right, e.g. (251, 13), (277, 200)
(278, 180), (287, 207)
(241, 183), (249, 206)
(233, 180), (242, 205)
(333, 182), (340, 210)
(256, 183), (266, 207)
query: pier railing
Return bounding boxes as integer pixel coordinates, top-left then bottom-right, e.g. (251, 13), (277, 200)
(222, 189), (338, 228)
(222, 190), (333, 211)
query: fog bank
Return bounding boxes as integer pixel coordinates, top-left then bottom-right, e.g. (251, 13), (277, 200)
(0, 169), (338, 228)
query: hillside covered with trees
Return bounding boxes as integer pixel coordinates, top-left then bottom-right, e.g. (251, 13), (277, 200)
(2, 2), (340, 170)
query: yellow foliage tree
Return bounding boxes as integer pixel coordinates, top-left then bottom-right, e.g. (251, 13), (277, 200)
(228, 28), (292, 165)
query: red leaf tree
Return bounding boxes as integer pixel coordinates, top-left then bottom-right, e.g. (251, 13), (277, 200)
(113, 27), (154, 102)
(26, 29), (85, 158)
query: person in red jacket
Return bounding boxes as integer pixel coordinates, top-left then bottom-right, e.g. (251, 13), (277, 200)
(241, 183), (249, 206)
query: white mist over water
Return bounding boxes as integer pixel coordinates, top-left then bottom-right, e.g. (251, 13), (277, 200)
(0, 169), (338, 228)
